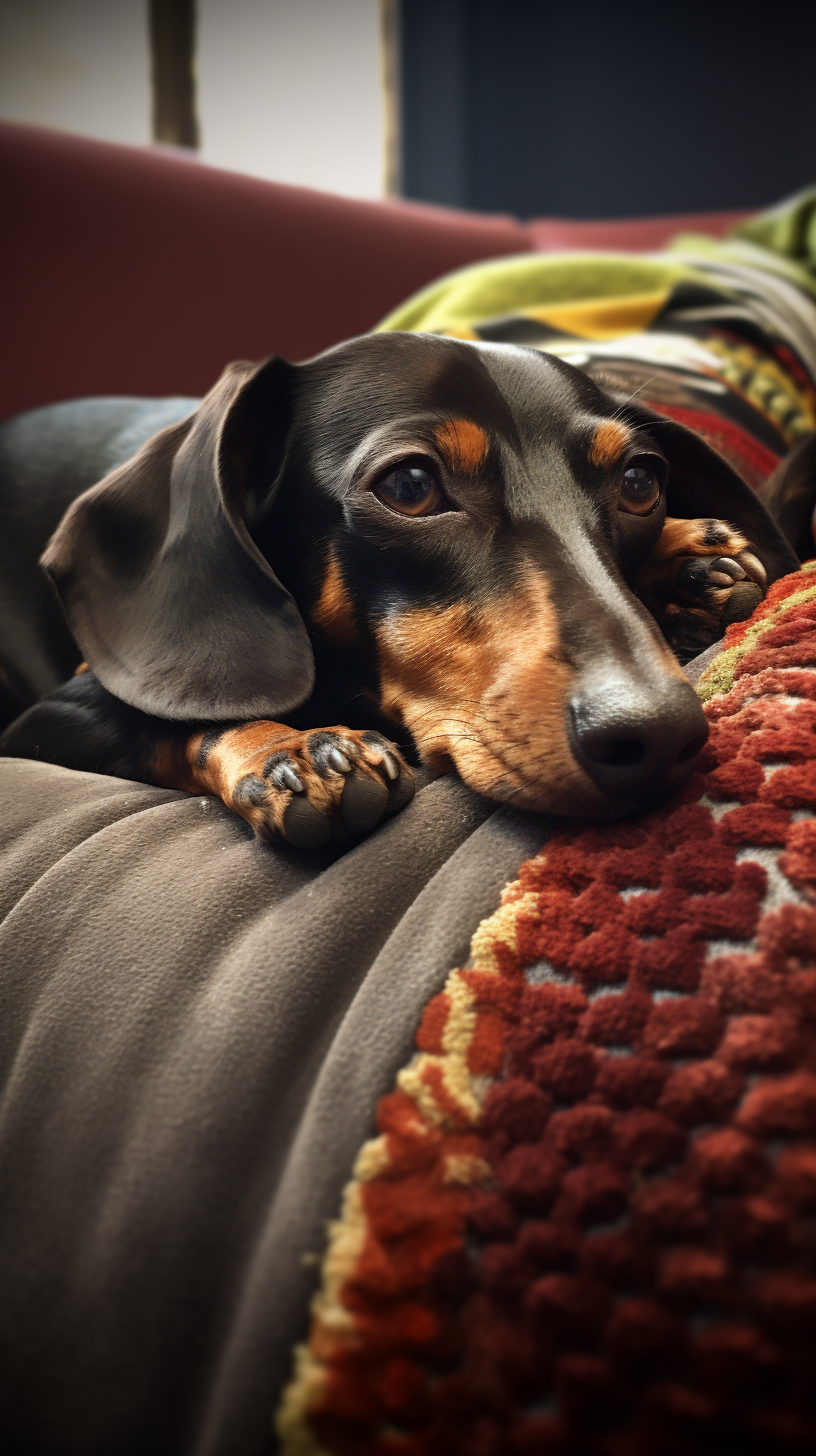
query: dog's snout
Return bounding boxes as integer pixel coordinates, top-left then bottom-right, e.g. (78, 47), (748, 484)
(567, 673), (708, 802)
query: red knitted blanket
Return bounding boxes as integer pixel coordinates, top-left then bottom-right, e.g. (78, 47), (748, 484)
(280, 565), (816, 1456)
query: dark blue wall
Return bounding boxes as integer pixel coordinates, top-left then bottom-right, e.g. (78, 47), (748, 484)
(400, 0), (816, 218)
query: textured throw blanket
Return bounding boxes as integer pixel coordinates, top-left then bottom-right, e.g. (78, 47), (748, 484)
(280, 565), (816, 1456)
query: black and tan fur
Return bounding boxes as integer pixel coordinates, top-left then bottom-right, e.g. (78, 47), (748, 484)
(0, 333), (805, 846)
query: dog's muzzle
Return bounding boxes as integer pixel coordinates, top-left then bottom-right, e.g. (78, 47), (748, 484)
(567, 671), (708, 803)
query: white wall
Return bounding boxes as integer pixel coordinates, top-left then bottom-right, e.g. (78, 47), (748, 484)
(0, 0), (387, 198)
(198, 0), (385, 198)
(0, 0), (151, 147)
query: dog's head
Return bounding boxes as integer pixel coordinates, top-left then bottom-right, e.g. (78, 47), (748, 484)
(43, 334), (798, 817)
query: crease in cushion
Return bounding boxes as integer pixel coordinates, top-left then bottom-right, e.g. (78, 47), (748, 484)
(0, 757), (550, 1456)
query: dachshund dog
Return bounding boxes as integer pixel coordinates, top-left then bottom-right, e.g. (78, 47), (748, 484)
(0, 333), (802, 847)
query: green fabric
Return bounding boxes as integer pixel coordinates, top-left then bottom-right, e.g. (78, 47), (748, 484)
(376, 254), (703, 336)
(377, 187), (816, 337)
(666, 232), (816, 298)
(734, 185), (816, 270)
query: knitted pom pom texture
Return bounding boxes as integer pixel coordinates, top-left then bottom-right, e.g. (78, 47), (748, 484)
(279, 565), (816, 1456)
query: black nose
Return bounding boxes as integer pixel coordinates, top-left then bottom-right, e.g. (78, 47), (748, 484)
(567, 673), (708, 802)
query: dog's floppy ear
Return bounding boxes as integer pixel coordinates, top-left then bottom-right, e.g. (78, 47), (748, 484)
(42, 357), (315, 721)
(616, 398), (800, 584)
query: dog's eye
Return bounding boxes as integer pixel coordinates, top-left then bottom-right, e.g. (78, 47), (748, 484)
(374, 464), (444, 517)
(618, 461), (662, 516)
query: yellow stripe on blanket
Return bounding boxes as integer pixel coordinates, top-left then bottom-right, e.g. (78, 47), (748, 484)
(524, 287), (670, 339)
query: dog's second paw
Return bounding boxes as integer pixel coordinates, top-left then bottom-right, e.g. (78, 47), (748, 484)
(206, 724), (415, 848)
(635, 517), (767, 662)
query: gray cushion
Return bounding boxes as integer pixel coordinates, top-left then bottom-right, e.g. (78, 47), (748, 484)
(0, 756), (550, 1456)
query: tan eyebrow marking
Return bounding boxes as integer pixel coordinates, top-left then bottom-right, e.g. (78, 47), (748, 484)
(589, 420), (631, 468)
(434, 419), (489, 474)
(311, 548), (357, 644)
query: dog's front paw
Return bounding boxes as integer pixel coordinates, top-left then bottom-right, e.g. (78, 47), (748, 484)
(636, 518), (767, 663)
(205, 724), (415, 848)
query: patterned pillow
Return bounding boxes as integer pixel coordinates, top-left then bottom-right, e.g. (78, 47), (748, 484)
(279, 564), (816, 1456)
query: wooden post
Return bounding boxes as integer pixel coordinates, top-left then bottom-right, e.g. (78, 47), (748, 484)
(380, 0), (401, 197)
(149, 0), (199, 150)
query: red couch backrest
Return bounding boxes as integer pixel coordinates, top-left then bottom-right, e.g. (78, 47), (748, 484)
(1, 122), (530, 421)
(1, 122), (752, 422)
(527, 210), (751, 252)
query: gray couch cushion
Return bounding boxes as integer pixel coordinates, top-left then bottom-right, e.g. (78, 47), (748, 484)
(0, 757), (550, 1455)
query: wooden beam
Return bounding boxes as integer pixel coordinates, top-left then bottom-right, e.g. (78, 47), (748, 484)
(380, 0), (401, 196)
(149, 0), (199, 150)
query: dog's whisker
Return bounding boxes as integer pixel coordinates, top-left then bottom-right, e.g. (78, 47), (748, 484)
(607, 376), (657, 417)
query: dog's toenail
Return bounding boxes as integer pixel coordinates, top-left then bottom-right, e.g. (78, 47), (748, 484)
(328, 748), (352, 773)
(267, 754), (304, 792)
(713, 556), (745, 580)
(740, 551), (766, 585)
